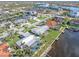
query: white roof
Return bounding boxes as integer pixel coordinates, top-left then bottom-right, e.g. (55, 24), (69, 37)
(0, 32), (9, 39)
(31, 25), (49, 35)
(18, 32), (31, 37)
(1, 32), (9, 38)
(14, 19), (27, 23)
(16, 35), (40, 47)
(39, 25), (49, 30)
(55, 15), (65, 18)
(22, 35), (36, 46)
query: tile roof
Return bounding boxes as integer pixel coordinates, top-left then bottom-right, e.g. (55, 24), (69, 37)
(0, 43), (11, 57)
(47, 20), (57, 28)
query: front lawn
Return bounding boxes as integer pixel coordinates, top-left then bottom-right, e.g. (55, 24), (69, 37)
(29, 19), (37, 24)
(5, 33), (20, 47)
(38, 16), (47, 20)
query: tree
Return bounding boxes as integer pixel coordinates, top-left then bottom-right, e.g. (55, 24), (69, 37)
(67, 21), (70, 25)
(63, 12), (69, 16)
(12, 44), (33, 57)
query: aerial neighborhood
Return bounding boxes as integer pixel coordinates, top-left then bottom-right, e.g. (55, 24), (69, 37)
(0, 1), (79, 57)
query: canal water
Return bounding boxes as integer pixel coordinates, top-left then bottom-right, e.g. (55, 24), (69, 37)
(61, 6), (79, 11)
(46, 28), (79, 57)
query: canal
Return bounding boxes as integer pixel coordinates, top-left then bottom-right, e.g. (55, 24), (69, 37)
(46, 28), (79, 57)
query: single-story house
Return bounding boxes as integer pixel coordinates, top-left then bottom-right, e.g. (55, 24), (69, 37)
(0, 42), (11, 57)
(18, 32), (31, 39)
(0, 32), (10, 41)
(31, 25), (49, 35)
(0, 21), (11, 27)
(69, 11), (79, 18)
(47, 20), (58, 28)
(16, 35), (40, 49)
(30, 16), (37, 20)
(2, 32), (10, 38)
(49, 6), (62, 11)
(4, 11), (10, 14)
(54, 15), (64, 24)
(24, 10), (37, 16)
(70, 20), (79, 25)
(36, 3), (49, 8)
(14, 19), (28, 24)
(18, 28), (25, 32)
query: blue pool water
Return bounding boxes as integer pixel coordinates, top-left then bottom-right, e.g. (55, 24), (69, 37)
(31, 41), (41, 52)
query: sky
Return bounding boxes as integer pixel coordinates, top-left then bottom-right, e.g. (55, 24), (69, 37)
(0, 0), (79, 1)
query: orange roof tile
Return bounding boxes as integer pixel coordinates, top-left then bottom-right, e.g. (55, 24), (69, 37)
(47, 20), (57, 28)
(0, 43), (11, 57)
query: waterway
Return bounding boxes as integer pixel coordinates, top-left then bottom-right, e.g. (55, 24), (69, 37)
(61, 6), (79, 11)
(46, 28), (79, 57)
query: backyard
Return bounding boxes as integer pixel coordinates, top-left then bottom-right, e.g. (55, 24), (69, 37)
(68, 25), (79, 29)
(33, 29), (60, 56)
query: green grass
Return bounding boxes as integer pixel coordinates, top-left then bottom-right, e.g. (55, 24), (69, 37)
(5, 33), (20, 47)
(68, 25), (79, 29)
(33, 29), (60, 56)
(38, 16), (47, 20)
(23, 28), (31, 32)
(29, 19), (37, 24)
(42, 29), (60, 43)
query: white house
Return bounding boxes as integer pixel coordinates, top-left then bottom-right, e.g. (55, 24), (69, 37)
(14, 19), (28, 24)
(54, 15), (64, 24)
(4, 11), (10, 14)
(18, 32), (31, 38)
(30, 16), (37, 20)
(36, 3), (49, 7)
(16, 35), (40, 49)
(0, 32), (10, 40)
(70, 20), (79, 25)
(31, 25), (49, 35)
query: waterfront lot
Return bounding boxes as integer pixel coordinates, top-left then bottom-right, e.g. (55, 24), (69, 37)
(33, 29), (60, 56)
(68, 25), (79, 29)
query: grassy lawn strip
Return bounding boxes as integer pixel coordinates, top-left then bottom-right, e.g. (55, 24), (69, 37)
(33, 29), (60, 56)
(29, 19), (37, 24)
(5, 33), (20, 47)
(38, 16), (47, 20)
(68, 25), (79, 29)
(23, 27), (31, 32)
